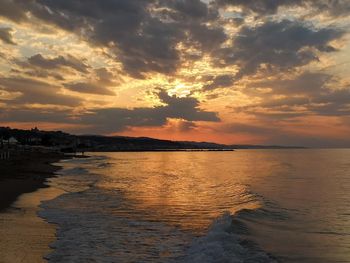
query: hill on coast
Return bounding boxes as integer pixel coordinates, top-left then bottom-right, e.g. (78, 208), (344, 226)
(0, 127), (304, 152)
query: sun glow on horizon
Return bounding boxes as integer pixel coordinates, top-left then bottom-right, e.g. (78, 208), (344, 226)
(0, 0), (350, 146)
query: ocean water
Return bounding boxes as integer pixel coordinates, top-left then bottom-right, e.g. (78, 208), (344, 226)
(39, 150), (350, 262)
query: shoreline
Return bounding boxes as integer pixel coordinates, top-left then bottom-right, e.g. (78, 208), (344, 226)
(0, 151), (72, 262)
(0, 151), (68, 212)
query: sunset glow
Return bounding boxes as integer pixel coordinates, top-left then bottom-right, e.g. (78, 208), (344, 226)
(1, 0), (350, 147)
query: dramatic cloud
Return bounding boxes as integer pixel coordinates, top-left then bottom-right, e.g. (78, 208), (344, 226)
(249, 72), (331, 95)
(0, 27), (16, 45)
(0, 77), (80, 106)
(0, 0), (28, 22)
(202, 74), (234, 91)
(242, 72), (350, 118)
(0, 108), (74, 123)
(215, 20), (344, 78)
(64, 68), (118, 96)
(80, 90), (220, 133)
(311, 89), (350, 116)
(0, 0), (349, 146)
(27, 54), (89, 73)
(215, 0), (350, 16)
(1, 1), (345, 79)
(94, 68), (118, 86)
(65, 82), (115, 96)
(0, 90), (219, 133)
(0, 0), (226, 77)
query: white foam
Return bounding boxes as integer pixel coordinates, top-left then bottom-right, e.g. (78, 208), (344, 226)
(39, 189), (193, 263)
(181, 212), (276, 263)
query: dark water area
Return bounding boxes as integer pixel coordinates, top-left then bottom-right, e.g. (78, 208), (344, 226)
(238, 149), (350, 263)
(39, 149), (350, 262)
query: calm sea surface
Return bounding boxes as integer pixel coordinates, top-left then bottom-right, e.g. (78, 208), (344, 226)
(40, 149), (350, 262)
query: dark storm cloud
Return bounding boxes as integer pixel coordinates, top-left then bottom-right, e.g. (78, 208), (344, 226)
(188, 24), (227, 52)
(0, 0), (226, 78)
(316, 0), (350, 17)
(0, 90), (219, 133)
(202, 74), (234, 91)
(249, 72), (331, 95)
(0, 27), (16, 45)
(65, 82), (115, 96)
(22, 69), (65, 81)
(0, 1), (347, 80)
(214, 20), (344, 78)
(94, 68), (118, 86)
(242, 72), (350, 118)
(0, 108), (74, 123)
(311, 89), (350, 116)
(214, 0), (350, 16)
(215, 0), (302, 14)
(12, 53), (94, 83)
(14, 57), (119, 95)
(315, 88), (350, 105)
(64, 67), (119, 96)
(27, 54), (89, 73)
(0, 0), (28, 22)
(157, 90), (219, 121)
(80, 90), (219, 133)
(0, 77), (81, 106)
(158, 0), (216, 21)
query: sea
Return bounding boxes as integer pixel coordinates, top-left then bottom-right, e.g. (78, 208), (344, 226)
(38, 149), (350, 262)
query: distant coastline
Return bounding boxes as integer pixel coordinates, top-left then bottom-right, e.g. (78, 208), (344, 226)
(0, 126), (305, 154)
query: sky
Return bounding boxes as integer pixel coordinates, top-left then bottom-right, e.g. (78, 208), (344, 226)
(0, 0), (350, 147)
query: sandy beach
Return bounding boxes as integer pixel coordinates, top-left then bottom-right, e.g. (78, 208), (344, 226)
(0, 151), (68, 262)
(0, 151), (66, 211)
(0, 183), (65, 263)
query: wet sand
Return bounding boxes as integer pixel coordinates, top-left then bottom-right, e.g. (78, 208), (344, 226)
(0, 185), (65, 263)
(0, 151), (68, 262)
(0, 152), (66, 211)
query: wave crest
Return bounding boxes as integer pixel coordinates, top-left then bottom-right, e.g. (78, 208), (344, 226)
(181, 212), (277, 263)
